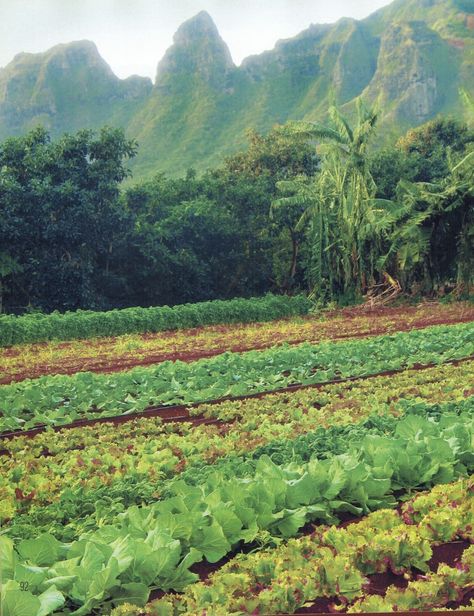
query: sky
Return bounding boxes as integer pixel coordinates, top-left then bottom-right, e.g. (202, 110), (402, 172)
(0, 0), (393, 79)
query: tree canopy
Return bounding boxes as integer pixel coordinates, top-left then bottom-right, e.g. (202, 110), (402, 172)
(0, 111), (473, 314)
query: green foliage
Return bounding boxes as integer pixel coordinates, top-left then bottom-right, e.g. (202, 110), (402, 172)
(376, 121), (474, 293)
(275, 102), (389, 301)
(219, 126), (319, 292)
(0, 253), (22, 314)
(396, 118), (474, 181)
(0, 126), (137, 312)
(0, 294), (311, 347)
(2, 411), (473, 614)
(1, 322), (472, 432)
(224, 127), (318, 178)
(1, 112), (474, 313)
(125, 169), (272, 305)
(369, 147), (418, 200)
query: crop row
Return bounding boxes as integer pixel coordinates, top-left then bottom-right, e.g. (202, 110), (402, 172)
(4, 393), (472, 529)
(5, 358), (472, 457)
(1, 321), (473, 433)
(1, 411), (473, 615)
(190, 357), (474, 422)
(7, 396), (474, 543)
(348, 551), (474, 612)
(0, 294), (312, 347)
(3, 301), (472, 384)
(0, 466), (474, 616)
(2, 358), (473, 523)
(2, 359), (472, 524)
(171, 397), (474, 493)
(141, 477), (474, 616)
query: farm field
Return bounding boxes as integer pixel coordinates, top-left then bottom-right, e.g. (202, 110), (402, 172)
(2, 0), (473, 613)
(1, 301), (473, 384)
(1, 319), (474, 433)
(1, 301), (474, 615)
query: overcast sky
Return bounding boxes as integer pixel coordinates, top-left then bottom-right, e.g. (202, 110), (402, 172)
(1, 0), (393, 79)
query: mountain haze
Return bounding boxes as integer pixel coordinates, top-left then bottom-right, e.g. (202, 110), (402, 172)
(0, 0), (472, 179)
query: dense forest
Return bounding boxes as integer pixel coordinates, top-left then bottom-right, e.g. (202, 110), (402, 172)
(0, 102), (473, 314)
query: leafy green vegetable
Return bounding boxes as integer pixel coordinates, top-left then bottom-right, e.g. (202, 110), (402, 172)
(1, 322), (473, 432)
(145, 478), (474, 616)
(6, 396), (474, 543)
(2, 411), (473, 614)
(0, 295), (312, 347)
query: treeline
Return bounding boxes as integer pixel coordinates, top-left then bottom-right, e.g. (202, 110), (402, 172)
(0, 105), (473, 314)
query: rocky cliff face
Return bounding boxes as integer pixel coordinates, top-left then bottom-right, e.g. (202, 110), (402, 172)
(332, 21), (380, 103)
(155, 11), (234, 91)
(0, 0), (472, 177)
(363, 21), (458, 125)
(0, 41), (152, 139)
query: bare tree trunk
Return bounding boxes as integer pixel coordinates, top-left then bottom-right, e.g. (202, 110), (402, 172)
(287, 230), (299, 289)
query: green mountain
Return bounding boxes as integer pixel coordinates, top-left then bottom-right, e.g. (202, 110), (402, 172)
(0, 0), (472, 179)
(0, 41), (152, 141)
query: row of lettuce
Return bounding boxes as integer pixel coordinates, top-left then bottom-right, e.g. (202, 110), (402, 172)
(0, 294), (312, 347)
(2, 359), (472, 523)
(1, 321), (473, 433)
(3, 300), (472, 386)
(7, 395), (474, 543)
(5, 478), (473, 616)
(143, 478), (474, 616)
(2, 393), (474, 615)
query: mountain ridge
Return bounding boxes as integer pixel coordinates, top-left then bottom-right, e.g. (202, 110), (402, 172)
(0, 0), (472, 179)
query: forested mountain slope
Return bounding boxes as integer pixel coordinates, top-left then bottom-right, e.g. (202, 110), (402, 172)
(0, 0), (472, 178)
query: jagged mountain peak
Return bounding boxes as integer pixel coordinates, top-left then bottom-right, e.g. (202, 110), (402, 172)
(173, 10), (220, 43)
(155, 11), (234, 89)
(0, 0), (472, 178)
(0, 39), (118, 108)
(0, 38), (151, 141)
(5, 40), (112, 75)
(46, 39), (101, 54)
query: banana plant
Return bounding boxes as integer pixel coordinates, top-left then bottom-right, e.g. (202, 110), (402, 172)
(273, 100), (392, 301)
(377, 147), (474, 293)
